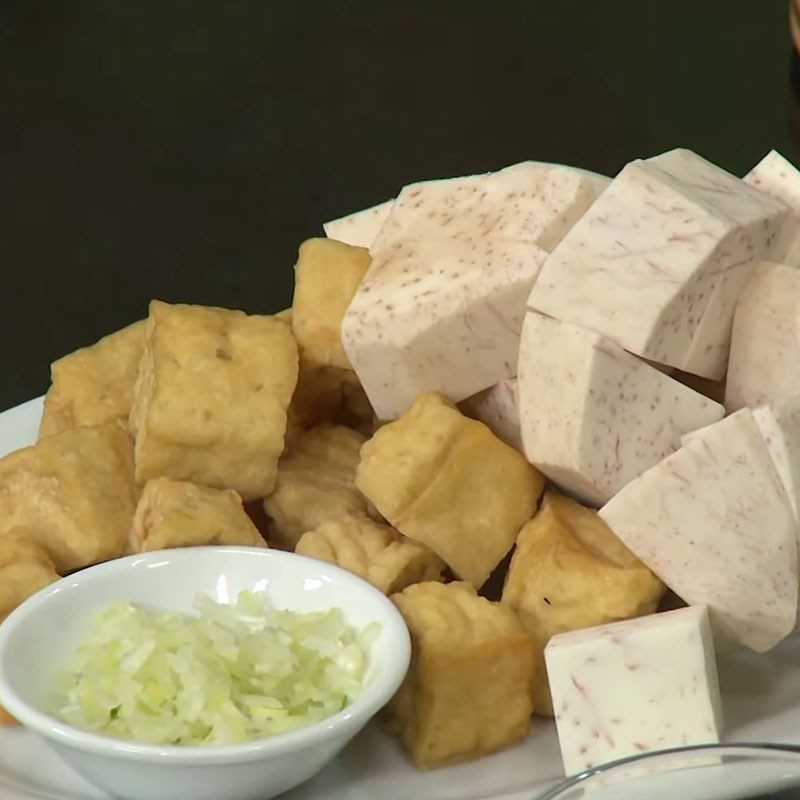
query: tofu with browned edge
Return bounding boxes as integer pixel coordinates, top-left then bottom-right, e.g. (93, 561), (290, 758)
(129, 301), (298, 501)
(502, 493), (664, 716)
(129, 478), (265, 553)
(356, 393), (543, 588)
(295, 513), (443, 594)
(387, 581), (536, 768)
(39, 320), (146, 438)
(0, 529), (60, 620)
(0, 423), (137, 573)
(291, 238), (371, 370)
(264, 424), (368, 550)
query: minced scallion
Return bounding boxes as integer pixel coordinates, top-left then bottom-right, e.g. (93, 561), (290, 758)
(52, 591), (378, 745)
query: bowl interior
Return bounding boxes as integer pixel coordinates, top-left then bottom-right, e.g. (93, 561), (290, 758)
(0, 547), (409, 725)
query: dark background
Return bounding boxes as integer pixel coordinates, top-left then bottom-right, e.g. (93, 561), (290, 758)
(0, 1), (793, 410)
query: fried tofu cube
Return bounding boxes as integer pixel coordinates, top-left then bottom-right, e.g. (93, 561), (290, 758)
(356, 393), (543, 588)
(288, 361), (355, 429)
(129, 478), (265, 553)
(291, 238), (371, 370)
(278, 303), (375, 439)
(340, 370), (375, 432)
(295, 514), (444, 594)
(0, 529), (61, 726)
(129, 301), (298, 501)
(0, 423), (137, 573)
(502, 493), (665, 716)
(388, 581), (536, 768)
(264, 424), (369, 549)
(39, 320), (146, 439)
(0, 529), (60, 620)
(286, 361), (376, 449)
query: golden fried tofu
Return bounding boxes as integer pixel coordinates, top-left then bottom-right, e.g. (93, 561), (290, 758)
(129, 478), (266, 553)
(388, 581), (535, 768)
(0, 529), (59, 620)
(502, 492), (665, 716)
(292, 238), (371, 370)
(288, 361), (353, 431)
(341, 370), (375, 433)
(296, 513), (443, 594)
(129, 301), (299, 501)
(278, 302), (374, 439)
(39, 320), (146, 439)
(286, 359), (376, 441)
(356, 393), (543, 588)
(0, 423), (137, 573)
(0, 530), (62, 725)
(264, 424), (368, 549)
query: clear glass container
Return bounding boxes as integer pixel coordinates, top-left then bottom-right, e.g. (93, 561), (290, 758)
(536, 743), (800, 800)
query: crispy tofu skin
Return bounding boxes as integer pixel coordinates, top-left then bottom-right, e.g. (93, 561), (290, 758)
(0, 530), (61, 726)
(502, 493), (665, 716)
(287, 360), (373, 439)
(0, 529), (59, 620)
(39, 320), (146, 439)
(129, 478), (266, 553)
(264, 424), (368, 550)
(0, 423), (137, 573)
(295, 514), (443, 594)
(291, 238), (371, 370)
(129, 301), (298, 501)
(356, 393), (543, 588)
(277, 304), (375, 441)
(388, 581), (536, 768)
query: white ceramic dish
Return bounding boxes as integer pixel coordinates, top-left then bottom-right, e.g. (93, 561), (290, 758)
(2, 397), (800, 800)
(0, 546), (410, 800)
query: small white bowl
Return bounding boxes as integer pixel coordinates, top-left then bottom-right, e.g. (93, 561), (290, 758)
(0, 546), (411, 800)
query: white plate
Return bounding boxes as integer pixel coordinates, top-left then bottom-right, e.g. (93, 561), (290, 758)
(0, 398), (799, 800)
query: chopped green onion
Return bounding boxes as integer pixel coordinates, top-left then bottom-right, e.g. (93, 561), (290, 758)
(52, 591), (378, 746)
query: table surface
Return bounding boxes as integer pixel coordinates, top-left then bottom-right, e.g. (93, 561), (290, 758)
(0, 1), (794, 410)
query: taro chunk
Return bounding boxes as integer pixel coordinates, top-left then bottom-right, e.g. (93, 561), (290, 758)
(460, 377), (523, 453)
(744, 150), (800, 266)
(323, 199), (394, 249)
(529, 149), (787, 379)
(341, 237), (548, 420)
(725, 262), (800, 411)
(371, 162), (609, 255)
(600, 410), (798, 652)
(546, 606), (723, 776)
(517, 311), (723, 506)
